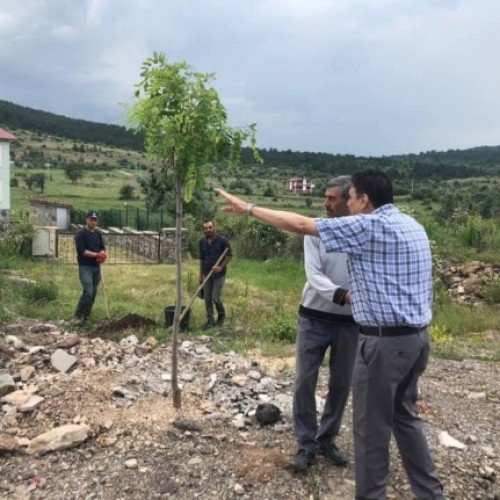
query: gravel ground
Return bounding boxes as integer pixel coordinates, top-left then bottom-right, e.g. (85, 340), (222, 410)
(0, 321), (499, 500)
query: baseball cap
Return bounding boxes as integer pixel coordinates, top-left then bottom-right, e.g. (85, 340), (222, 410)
(86, 210), (100, 219)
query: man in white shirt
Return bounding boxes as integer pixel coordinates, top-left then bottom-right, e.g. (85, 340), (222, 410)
(288, 176), (359, 472)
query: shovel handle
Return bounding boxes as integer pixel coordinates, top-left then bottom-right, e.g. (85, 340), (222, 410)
(178, 247), (230, 323)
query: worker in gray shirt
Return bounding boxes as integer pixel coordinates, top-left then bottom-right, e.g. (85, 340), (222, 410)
(288, 176), (359, 472)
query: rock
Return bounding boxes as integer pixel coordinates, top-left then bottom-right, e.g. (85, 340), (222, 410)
(438, 431), (467, 449)
(145, 336), (158, 348)
(5, 335), (24, 349)
(231, 375), (247, 387)
(0, 434), (17, 454)
(463, 261), (482, 276)
(232, 416), (246, 429)
(18, 395), (44, 413)
(255, 403), (282, 426)
(125, 458), (138, 469)
(51, 349), (77, 373)
(205, 373), (217, 392)
(467, 391), (486, 400)
(27, 424), (91, 456)
(56, 334), (80, 349)
(483, 446), (496, 459)
(462, 275), (483, 295)
(0, 374), (16, 397)
(187, 456), (203, 465)
(20, 365), (36, 382)
(234, 483), (245, 495)
(247, 370), (262, 381)
(180, 372), (195, 382)
(173, 419), (202, 433)
(1, 386), (38, 407)
(121, 335), (139, 346)
(112, 387), (136, 400)
(479, 465), (495, 480)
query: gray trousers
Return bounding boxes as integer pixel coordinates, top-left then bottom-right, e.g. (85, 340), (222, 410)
(293, 315), (359, 453)
(203, 275), (226, 324)
(353, 329), (444, 500)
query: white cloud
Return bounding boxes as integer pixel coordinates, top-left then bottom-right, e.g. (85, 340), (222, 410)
(1, 0), (499, 155)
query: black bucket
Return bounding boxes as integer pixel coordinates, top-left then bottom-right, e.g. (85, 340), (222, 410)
(165, 306), (191, 331)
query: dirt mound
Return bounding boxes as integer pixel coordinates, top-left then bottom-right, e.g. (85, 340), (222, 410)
(90, 313), (157, 337)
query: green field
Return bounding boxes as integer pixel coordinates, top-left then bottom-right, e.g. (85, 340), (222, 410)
(3, 129), (499, 361)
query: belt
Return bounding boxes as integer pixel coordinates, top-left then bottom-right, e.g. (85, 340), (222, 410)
(360, 325), (427, 337)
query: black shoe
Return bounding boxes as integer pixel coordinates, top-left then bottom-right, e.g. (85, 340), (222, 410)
(202, 322), (216, 330)
(319, 443), (348, 466)
(216, 315), (225, 326)
(287, 450), (316, 472)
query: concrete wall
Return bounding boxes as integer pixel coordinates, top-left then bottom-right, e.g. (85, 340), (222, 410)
(0, 141), (11, 226)
(29, 203), (71, 230)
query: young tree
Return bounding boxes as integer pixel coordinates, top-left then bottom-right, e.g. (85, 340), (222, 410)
(128, 52), (259, 408)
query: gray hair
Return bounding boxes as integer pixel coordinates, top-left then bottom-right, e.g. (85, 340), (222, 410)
(325, 175), (351, 201)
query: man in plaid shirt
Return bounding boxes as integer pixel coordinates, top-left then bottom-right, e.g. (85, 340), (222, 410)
(216, 170), (443, 500)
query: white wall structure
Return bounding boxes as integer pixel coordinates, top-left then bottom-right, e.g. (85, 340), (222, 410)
(0, 128), (16, 231)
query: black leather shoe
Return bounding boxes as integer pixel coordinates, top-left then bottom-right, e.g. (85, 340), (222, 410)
(287, 450), (316, 472)
(216, 315), (225, 326)
(319, 443), (348, 466)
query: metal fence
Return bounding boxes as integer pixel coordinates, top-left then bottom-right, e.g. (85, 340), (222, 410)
(71, 207), (171, 232)
(57, 231), (164, 265)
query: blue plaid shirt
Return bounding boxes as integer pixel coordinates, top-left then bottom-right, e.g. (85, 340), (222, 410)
(315, 204), (433, 327)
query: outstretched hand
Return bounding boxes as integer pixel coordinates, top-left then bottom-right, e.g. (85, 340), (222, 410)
(214, 188), (247, 215)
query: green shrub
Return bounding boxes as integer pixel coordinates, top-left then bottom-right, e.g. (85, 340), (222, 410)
(23, 281), (59, 303)
(237, 221), (288, 260)
(483, 277), (500, 305)
(0, 223), (35, 262)
(265, 316), (296, 342)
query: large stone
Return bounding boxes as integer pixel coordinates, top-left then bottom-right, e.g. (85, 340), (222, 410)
(1, 386), (38, 407)
(255, 403), (282, 426)
(20, 366), (36, 382)
(18, 395), (45, 413)
(0, 374), (16, 398)
(27, 424), (91, 456)
(51, 349), (77, 373)
(0, 434), (17, 454)
(56, 335), (80, 349)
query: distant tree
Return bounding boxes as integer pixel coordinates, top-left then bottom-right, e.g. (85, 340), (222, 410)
(64, 163), (83, 184)
(32, 173), (46, 193)
(263, 185), (275, 197)
(119, 184), (135, 200)
(22, 174), (35, 190)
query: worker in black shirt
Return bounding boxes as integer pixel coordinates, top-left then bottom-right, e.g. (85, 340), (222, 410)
(74, 210), (107, 323)
(199, 219), (232, 329)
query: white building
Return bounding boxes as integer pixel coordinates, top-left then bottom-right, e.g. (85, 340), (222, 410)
(0, 127), (16, 231)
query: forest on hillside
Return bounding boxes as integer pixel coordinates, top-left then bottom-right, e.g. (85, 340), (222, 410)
(2, 98), (500, 182)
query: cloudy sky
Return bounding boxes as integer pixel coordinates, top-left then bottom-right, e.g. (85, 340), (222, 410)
(1, 0), (499, 156)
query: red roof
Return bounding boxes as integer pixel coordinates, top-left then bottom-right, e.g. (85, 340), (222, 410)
(0, 128), (16, 141)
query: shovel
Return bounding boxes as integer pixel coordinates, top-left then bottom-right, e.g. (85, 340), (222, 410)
(174, 247), (229, 327)
(100, 264), (110, 319)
